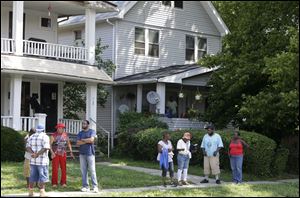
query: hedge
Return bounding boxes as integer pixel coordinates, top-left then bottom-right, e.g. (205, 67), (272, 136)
(1, 126), (27, 162)
(272, 147), (290, 175)
(132, 128), (277, 176)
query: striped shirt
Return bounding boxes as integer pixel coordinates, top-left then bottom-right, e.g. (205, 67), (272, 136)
(26, 132), (50, 166)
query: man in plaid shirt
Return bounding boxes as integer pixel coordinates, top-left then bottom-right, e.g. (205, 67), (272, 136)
(26, 124), (50, 197)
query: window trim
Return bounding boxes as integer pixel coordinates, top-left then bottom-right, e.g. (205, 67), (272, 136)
(74, 30), (82, 40)
(185, 35), (195, 61)
(135, 27), (146, 56)
(197, 37), (207, 60)
(185, 35), (208, 63)
(148, 29), (160, 58)
(40, 17), (52, 29)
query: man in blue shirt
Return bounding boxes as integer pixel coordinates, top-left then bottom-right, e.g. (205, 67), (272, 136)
(200, 124), (223, 184)
(77, 120), (98, 193)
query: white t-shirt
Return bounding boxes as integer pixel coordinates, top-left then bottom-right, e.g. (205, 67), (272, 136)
(177, 139), (192, 159)
(157, 140), (174, 162)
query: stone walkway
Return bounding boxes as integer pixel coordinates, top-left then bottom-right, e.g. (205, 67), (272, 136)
(3, 162), (299, 197)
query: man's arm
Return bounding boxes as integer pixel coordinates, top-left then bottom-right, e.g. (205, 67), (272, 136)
(26, 147), (34, 154)
(76, 140), (86, 146)
(81, 137), (95, 144)
(31, 148), (49, 158)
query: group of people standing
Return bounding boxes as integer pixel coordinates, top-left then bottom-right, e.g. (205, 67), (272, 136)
(157, 125), (249, 187)
(24, 120), (98, 197)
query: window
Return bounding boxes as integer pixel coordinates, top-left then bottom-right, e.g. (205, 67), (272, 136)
(41, 17), (51, 28)
(74, 30), (82, 40)
(185, 35), (195, 61)
(197, 37), (207, 59)
(162, 1), (171, 6)
(174, 1), (183, 9)
(135, 27), (145, 55)
(148, 29), (159, 57)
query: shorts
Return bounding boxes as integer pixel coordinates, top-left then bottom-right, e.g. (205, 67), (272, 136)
(29, 165), (49, 183)
(23, 159), (31, 178)
(204, 155), (220, 175)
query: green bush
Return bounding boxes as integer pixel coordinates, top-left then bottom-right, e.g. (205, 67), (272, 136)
(132, 128), (277, 176)
(272, 147), (290, 175)
(115, 112), (168, 156)
(1, 126), (27, 162)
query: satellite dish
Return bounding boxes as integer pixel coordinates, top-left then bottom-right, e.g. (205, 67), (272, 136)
(147, 91), (160, 104)
(118, 104), (129, 113)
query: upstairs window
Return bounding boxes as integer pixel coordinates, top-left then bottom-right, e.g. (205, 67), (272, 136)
(185, 35), (195, 61)
(74, 30), (82, 40)
(135, 27), (145, 55)
(197, 37), (207, 59)
(41, 17), (51, 28)
(162, 1), (171, 6)
(148, 29), (159, 57)
(174, 1), (183, 9)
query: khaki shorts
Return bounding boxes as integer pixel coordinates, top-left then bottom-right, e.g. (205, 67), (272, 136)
(23, 159), (30, 178)
(204, 156), (220, 175)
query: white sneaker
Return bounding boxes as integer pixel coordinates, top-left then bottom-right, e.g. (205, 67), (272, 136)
(93, 187), (99, 193)
(81, 187), (90, 192)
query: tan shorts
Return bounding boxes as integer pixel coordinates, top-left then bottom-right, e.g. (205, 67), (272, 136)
(204, 156), (220, 175)
(23, 159), (30, 178)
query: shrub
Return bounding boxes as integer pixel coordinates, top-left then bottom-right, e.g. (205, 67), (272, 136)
(1, 126), (27, 162)
(132, 128), (277, 176)
(272, 147), (290, 175)
(115, 112), (168, 156)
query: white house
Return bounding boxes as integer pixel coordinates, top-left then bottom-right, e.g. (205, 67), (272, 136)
(1, 1), (118, 133)
(58, 1), (229, 148)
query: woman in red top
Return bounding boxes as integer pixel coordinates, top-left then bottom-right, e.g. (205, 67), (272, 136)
(228, 131), (249, 184)
(50, 123), (75, 187)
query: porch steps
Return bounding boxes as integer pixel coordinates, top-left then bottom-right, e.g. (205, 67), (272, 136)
(46, 133), (102, 162)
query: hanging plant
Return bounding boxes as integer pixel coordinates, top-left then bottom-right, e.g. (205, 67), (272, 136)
(178, 85), (184, 98)
(195, 87), (202, 101)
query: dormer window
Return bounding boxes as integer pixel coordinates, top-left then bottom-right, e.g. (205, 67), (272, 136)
(186, 35), (207, 62)
(41, 17), (51, 28)
(135, 27), (145, 55)
(162, 1), (183, 9)
(162, 1), (171, 7)
(174, 1), (183, 9)
(74, 30), (82, 40)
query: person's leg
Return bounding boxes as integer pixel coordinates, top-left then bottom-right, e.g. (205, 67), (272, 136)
(29, 165), (38, 196)
(161, 167), (167, 187)
(177, 154), (184, 185)
(60, 154), (67, 185)
(37, 165), (49, 197)
(236, 155), (243, 183)
(79, 154), (89, 189)
(182, 156), (189, 183)
(169, 162), (175, 182)
(24, 159), (30, 188)
(211, 155), (221, 184)
(87, 155), (98, 189)
(230, 156), (237, 183)
(51, 155), (59, 186)
(200, 156), (210, 183)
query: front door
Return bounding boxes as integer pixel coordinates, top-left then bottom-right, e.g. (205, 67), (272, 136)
(41, 83), (58, 132)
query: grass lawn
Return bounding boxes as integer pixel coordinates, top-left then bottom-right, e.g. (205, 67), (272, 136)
(110, 157), (299, 182)
(101, 182), (299, 197)
(1, 161), (162, 196)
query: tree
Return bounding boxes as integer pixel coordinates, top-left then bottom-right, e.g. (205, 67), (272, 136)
(63, 38), (115, 119)
(199, 1), (299, 142)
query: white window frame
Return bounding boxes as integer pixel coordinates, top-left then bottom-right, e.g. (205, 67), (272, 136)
(40, 17), (52, 30)
(185, 35), (195, 62)
(185, 35), (208, 63)
(161, 1), (183, 9)
(197, 37), (207, 60)
(148, 29), (160, 58)
(134, 27), (146, 56)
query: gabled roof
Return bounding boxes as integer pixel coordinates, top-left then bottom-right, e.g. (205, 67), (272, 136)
(114, 64), (218, 85)
(59, 1), (229, 36)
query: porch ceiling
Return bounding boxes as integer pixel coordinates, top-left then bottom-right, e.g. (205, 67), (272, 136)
(114, 64), (218, 86)
(1, 55), (114, 84)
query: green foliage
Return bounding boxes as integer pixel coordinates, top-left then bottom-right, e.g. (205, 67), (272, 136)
(132, 128), (277, 176)
(272, 147), (290, 175)
(200, 2), (299, 141)
(63, 38), (114, 119)
(1, 126), (27, 162)
(115, 112), (168, 156)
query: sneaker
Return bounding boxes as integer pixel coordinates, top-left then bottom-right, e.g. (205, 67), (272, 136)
(216, 179), (221, 184)
(39, 189), (46, 197)
(52, 184), (57, 188)
(182, 181), (190, 185)
(170, 181), (177, 187)
(28, 189), (34, 197)
(200, 179), (209, 183)
(61, 184), (67, 188)
(178, 181), (183, 186)
(81, 187), (90, 192)
(93, 187), (99, 193)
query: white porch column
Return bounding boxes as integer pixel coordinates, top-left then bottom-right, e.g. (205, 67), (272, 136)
(156, 83), (166, 115)
(86, 82), (97, 131)
(136, 84), (143, 113)
(10, 74), (22, 130)
(85, 8), (96, 65)
(34, 113), (47, 129)
(13, 1), (24, 56)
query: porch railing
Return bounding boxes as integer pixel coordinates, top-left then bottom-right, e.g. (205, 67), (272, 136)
(23, 40), (87, 61)
(1, 116), (13, 128)
(20, 116), (38, 132)
(58, 118), (82, 134)
(1, 38), (15, 54)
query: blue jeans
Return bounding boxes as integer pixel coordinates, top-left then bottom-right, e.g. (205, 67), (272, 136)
(230, 155), (243, 183)
(79, 154), (98, 188)
(162, 162), (174, 178)
(177, 154), (190, 170)
(29, 165), (49, 183)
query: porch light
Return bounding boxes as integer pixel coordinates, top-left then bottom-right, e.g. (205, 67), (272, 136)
(195, 87), (202, 100)
(179, 85), (184, 98)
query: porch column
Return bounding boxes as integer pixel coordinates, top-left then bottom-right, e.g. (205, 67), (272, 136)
(156, 83), (166, 115)
(85, 8), (96, 65)
(86, 82), (97, 131)
(13, 1), (24, 56)
(10, 74), (22, 130)
(136, 84), (143, 113)
(34, 113), (47, 129)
